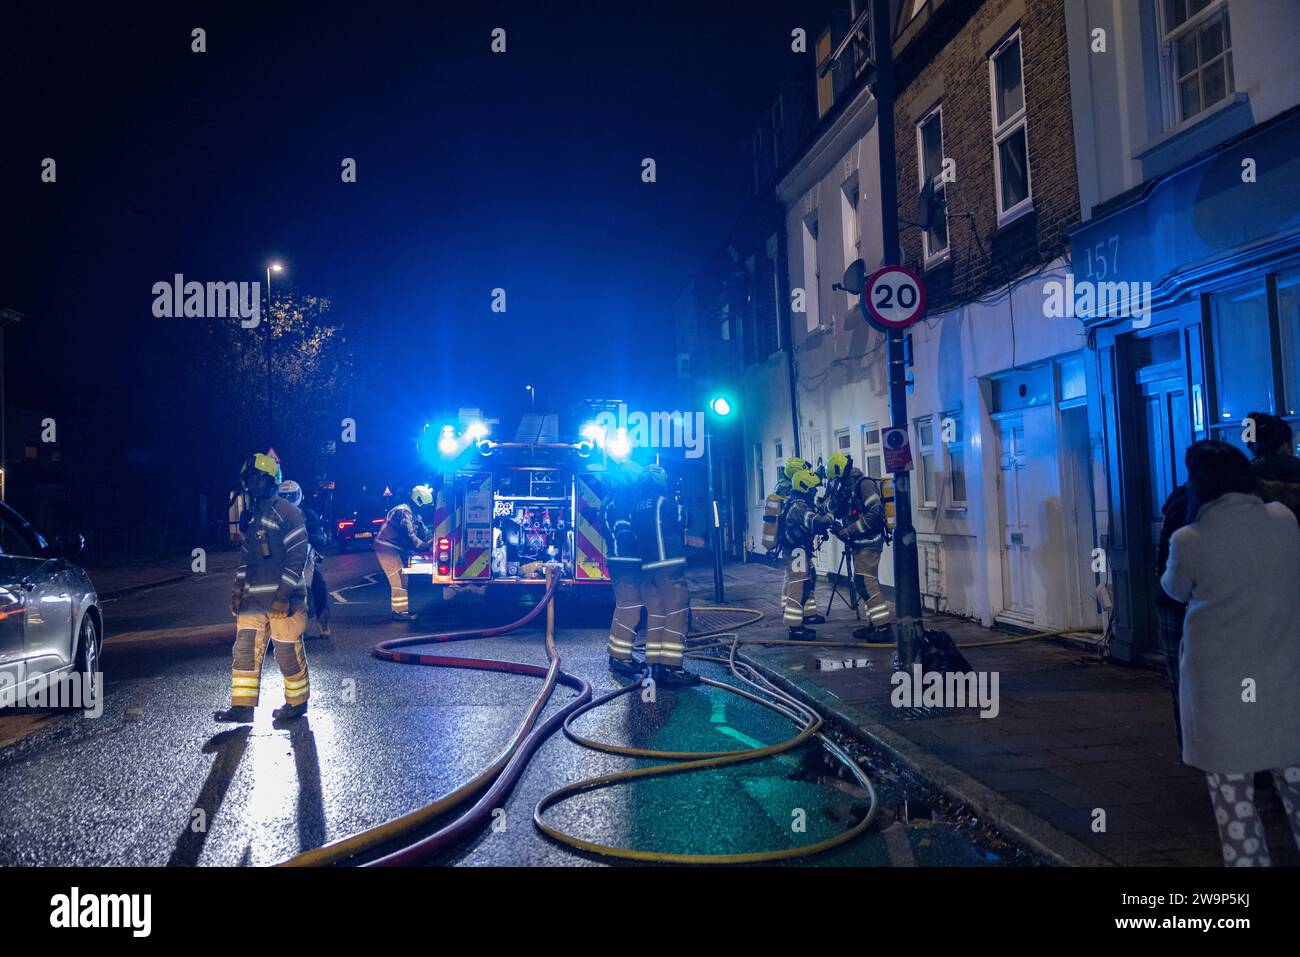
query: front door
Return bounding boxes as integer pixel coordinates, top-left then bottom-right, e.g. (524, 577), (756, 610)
(996, 416), (1033, 621)
(1137, 368), (1192, 555)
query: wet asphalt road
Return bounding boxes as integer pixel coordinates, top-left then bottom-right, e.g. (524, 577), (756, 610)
(0, 552), (1012, 867)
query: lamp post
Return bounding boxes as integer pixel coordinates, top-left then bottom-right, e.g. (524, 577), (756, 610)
(265, 263), (283, 440)
(706, 394), (735, 603)
(525, 384), (536, 409)
(0, 308), (22, 503)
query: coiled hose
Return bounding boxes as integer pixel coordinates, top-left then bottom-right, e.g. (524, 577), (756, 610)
(279, 570), (591, 866)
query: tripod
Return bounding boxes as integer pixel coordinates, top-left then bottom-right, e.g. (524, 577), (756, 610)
(824, 544), (861, 620)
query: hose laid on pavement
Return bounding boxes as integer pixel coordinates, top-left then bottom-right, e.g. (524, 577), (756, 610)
(533, 623), (881, 864)
(279, 571), (591, 867)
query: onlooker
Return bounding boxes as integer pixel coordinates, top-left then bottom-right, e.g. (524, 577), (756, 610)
(1246, 411), (1300, 524)
(1161, 440), (1300, 866)
(1154, 483), (1189, 751)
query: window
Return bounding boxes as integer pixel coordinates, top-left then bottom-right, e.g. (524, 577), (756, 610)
(1161, 0), (1234, 123)
(1278, 268), (1300, 419)
(916, 105), (949, 261)
(754, 443), (766, 500)
(768, 233), (785, 351)
(773, 439), (784, 481)
(802, 213), (820, 333)
(752, 129), (764, 194)
(861, 423), (884, 478)
(942, 410), (967, 506)
(989, 30), (1032, 224)
(915, 416), (937, 507)
(841, 176), (861, 266)
(816, 28), (835, 117)
(1209, 281), (1273, 424)
(835, 429), (852, 464)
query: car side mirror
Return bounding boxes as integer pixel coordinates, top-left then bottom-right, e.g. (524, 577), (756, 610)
(53, 533), (86, 559)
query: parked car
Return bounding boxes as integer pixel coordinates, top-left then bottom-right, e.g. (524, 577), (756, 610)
(0, 502), (101, 709)
(334, 501), (388, 552)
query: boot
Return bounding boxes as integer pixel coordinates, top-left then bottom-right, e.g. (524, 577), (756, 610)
(803, 614), (826, 625)
(608, 656), (644, 677)
(317, 622), (331, 638)
(653, 664), (701, 687)
(272, 701), (308, 722)
(214, 705), (255, 723)
(788, 626), (817, 641)
(853, 624), (892, 643)
(392, 611), (416, 622)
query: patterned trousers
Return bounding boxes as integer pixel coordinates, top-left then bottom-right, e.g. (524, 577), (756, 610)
(1204, 767), (1300, 866)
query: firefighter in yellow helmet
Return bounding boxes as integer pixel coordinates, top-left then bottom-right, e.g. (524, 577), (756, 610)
(825, 451), (892, 635)
(631, 464), (698, 685)
(375, 484), (435, 620)
(774, 455), (809, 497)
(599, 463), (644, 677)
(215, 453), (312, 722)
(779, 469), (839, 640)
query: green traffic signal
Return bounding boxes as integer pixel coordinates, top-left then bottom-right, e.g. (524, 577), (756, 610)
(709, 395), (733, 417)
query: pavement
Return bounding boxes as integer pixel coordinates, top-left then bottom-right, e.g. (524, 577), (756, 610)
(0, 549), (1017, 867)
(698, 557), (1300, 867)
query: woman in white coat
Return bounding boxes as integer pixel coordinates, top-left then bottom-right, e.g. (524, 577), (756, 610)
(1161, 440), (1300, 866)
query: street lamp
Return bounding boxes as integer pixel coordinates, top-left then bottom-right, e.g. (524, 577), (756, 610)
(264, 262), (283, 440)
(525, 384), (536, 409)
(705, 393), (736, 603)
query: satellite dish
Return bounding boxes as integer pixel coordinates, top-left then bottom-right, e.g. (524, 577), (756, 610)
(840, 259), (867, 296)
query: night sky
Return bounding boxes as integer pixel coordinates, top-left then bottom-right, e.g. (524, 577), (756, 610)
(4, 1), (828, 510)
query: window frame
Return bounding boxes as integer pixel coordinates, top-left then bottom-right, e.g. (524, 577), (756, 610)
(1158, 0), (1234, 126)
(988, 29), (1033, 227)
(916, 102), (950, 264)
(942, 409), (967, 508)
(915, 415), (938, 508)
(860, 422), (884, 479)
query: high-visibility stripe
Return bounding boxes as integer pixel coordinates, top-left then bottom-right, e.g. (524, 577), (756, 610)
(575, 473), (609, 581)
(642, 557), (686, 570)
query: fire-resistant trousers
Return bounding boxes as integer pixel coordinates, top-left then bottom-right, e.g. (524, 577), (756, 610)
(848, 545), (891, 625)
(374, 542), (408, 615)
(606, 560), (644, 661)
(230, 602), (309, 708)
(643, 563), (690, 667)
(782, 547), (816, 628)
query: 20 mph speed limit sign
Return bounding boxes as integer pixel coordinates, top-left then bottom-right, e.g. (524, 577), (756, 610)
(862, 265), (926, 332)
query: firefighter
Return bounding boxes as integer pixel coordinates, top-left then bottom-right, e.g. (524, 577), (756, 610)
(600, 465), (644, 677)
(215, 453), (311, 723)
(279, 479), (330, 638)
(780, 469), (839, 640)
(774, 455), (809, 497)
(375, 484), (435, 620)
(631, 464), (698, 686)
(825, 451), (891, 635)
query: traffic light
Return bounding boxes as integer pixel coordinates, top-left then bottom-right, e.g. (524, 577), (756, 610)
(709, 394), (734, 417)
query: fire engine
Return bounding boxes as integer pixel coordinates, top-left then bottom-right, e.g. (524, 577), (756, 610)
(403, 411), (617, 615)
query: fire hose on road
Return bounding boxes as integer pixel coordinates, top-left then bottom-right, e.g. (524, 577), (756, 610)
(281, 571), (1087, 866)
(279, 573), (882, 866)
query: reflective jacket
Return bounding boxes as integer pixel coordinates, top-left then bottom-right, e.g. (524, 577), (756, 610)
(600, 484), (641, 568)
(631, 494), (687, 571)
(236, 495), (310, 608)
(828, 468), (885, 551)
(377, 502), (430, 554)
(780, 496), (834, 553)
